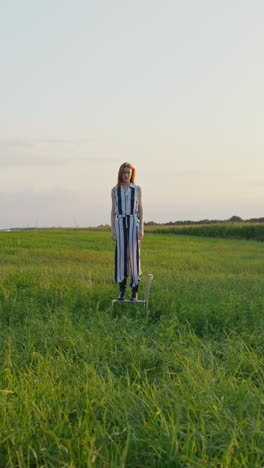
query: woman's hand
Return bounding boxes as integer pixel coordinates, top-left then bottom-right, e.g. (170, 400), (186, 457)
(112, 232), (117, 241)
(139, 231), (144, 241)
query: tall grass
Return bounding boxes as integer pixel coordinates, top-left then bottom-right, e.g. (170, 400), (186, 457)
(146, 222), (264, 241)
(0, 229), (264, 466)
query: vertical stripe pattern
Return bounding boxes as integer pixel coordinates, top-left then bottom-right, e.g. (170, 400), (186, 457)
(114, 183), (141, 287)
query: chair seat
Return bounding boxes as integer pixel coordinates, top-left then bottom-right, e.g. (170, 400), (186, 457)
(111, 299), (146, 304)
(110, 273), (153, 319)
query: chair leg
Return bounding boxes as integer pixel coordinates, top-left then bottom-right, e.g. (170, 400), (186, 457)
(145, 302), (149, 321)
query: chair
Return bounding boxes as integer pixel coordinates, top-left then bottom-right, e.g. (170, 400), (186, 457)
(110, 274), (154, 320)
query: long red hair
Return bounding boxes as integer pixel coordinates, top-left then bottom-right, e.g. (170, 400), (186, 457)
(117, 162), (136, 185)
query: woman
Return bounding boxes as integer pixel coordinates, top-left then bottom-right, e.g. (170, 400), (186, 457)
(111, 162), (144, 301)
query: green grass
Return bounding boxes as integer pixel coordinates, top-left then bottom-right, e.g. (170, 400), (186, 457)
(1, 229), (264, 466)
(146, 222), (264, 241)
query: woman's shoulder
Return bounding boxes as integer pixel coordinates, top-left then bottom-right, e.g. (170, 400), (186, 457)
(131, 183), (141, 190)
(111, 186), (117, 198)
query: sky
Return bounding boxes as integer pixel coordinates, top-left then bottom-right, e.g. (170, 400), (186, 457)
(0, 0), (263, 228)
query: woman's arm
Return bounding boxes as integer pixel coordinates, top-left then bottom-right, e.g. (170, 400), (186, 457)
(111, 188), (116, 241)
(138, 186), (144, 240)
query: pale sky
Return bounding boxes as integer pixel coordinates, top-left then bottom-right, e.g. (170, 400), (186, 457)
(0, 0), (263, 228)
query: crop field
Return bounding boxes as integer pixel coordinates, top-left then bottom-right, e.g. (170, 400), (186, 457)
(145, 222), (264, 242)
(1, 228), (264, 466)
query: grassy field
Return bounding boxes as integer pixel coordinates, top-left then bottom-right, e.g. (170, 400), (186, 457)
(0, 228), (264, 466)
(145, 222), (264, 242)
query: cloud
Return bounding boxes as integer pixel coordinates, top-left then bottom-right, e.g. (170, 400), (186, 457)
(0, 188), (108, 229)
(248, 179), (264, 188)
(174, 169), (201, 176)
(0, 139), (70, 167)
(0, 140), (34, 149)
(0, 138), (119, 167)
(0, 157), (73, 168)
(0, 138), (94, 146)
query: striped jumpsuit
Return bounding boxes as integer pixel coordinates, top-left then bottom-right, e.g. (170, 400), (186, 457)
(113, 183), (142, 288)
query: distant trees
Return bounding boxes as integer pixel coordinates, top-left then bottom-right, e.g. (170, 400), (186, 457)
(228, 216), (243, 222)
(144, 216), (264, 226)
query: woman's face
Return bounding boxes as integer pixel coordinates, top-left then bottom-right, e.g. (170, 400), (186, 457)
(122, 167), (132, 183)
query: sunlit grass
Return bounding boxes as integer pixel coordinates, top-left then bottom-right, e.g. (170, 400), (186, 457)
(146, 222), (264, 241)
(0, 229), (264, 466)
